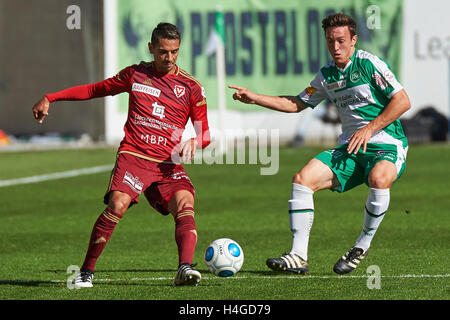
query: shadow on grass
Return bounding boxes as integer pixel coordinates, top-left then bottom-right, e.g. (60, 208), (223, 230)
(0, 269), (286, 288)
(0, 280), (61, 287)
(44, 269), (278, 276)
(45, 268), (178, 273)
(0, 279), (223, 288)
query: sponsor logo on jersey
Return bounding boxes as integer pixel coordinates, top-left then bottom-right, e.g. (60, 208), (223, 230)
(376, 150), (395, 161)
(350, 69), (361, 83)
(335, 86), (373, 109)
(171, 172), (191, 181)
(331, 150), (344, 159)
(174, 85), (186, 98)
(152, 101), (165, 119)
(133, 115), (179, 130)
(123, 171), (144, 194)
(132, 83), (161, 97)
(383, 69), (395, 82)
(143, 78), (153, 86)
(196, 98), (207, 107)
(326, 80), (347, 91)
(305, 86), (318, 97)
(336, 94), (371, 109)
(372, 72), (387, 90)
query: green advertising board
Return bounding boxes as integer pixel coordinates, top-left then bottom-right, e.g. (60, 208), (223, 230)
(117, 0), (402, 112)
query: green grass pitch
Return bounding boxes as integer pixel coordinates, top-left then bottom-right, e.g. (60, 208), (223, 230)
(0, 145), (449, 300)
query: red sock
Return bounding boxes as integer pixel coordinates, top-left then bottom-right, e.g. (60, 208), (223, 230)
(174, 207), (197, 266)
(81, 207), (122, 272)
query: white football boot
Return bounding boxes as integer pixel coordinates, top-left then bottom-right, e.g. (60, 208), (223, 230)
(173, 263), (201, 286)
(74, 271), (94, 288)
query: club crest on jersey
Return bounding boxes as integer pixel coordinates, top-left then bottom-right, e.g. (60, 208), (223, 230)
(174, 85), (185, 98)
(350, 69), (361, 83)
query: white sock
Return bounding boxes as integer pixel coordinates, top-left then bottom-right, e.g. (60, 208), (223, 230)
(288, 183), (314, 261)
(354, 187), (390, 252)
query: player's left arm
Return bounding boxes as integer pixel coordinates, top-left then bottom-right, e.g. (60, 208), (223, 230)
(179, 85), (211, 162)
(347, 89), (411, 154)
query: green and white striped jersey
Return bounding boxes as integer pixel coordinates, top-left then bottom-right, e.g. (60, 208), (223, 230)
(298, 48), (408, 149)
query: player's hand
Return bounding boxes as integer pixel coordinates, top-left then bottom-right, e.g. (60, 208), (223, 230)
(32, 96), (50, 123)
(179, 138), (198, 163)
(228, 85), (257, 104)
(347, 125), (374, 154)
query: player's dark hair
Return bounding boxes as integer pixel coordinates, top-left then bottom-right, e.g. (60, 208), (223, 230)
(322, 13), (357, 37)
(151, 22), (181, 45)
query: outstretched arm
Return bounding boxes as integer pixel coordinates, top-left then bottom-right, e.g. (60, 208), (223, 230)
(32, 81), (125, 124)
(31, 82), (106, 124)
(228, 85), (308, 113)
(32, 67), (132, 124)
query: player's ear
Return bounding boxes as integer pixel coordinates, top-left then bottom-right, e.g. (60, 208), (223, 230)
(148, 42), (154, 55)
(351, 34), (358, 47)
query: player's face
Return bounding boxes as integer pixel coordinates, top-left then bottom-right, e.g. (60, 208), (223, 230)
(325, 26), (357, 68)
(149, 38), (180, 74)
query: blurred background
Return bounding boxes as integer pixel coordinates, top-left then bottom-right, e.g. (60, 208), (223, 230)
(0, 0), (448, 150)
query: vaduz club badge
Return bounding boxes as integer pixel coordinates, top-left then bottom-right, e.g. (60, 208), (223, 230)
(174, 85), (185, 98)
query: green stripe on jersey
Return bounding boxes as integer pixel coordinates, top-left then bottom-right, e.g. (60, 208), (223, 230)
(289, 209), (314, 214)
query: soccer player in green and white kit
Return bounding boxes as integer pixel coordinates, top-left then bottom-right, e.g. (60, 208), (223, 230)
(229, 13), (411, 275)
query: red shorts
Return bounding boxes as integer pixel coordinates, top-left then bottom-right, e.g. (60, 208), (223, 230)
(104, 152), (195, 215)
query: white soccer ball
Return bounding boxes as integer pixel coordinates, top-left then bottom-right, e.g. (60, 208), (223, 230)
(204, 238), (244, 277)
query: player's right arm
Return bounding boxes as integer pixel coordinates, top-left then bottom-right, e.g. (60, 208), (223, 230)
(32, 96), (51, 123)
(228, 85), (308, 113)
(229, 71), (328, 114)
(32, 66), (134, 123)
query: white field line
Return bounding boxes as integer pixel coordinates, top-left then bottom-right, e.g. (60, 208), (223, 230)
(51, 273), (450, 283)
(0, 164), (113, 188)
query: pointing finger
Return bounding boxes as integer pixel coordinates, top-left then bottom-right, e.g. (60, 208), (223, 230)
(228, 85), (243, 91)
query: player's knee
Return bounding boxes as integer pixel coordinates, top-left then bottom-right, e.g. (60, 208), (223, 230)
(176, 198), (194, 213)
(292, 171), (315, 190)
(368, 172), (392, 189)
(108, 201), (128, 216)
(292, 171), (304, 185)
(108, 192), (131, 216)
(369, 161), (397, 189)
(169, 191), (195, 216)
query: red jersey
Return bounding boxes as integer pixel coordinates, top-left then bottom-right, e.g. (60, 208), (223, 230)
(46, 62), (210, 163)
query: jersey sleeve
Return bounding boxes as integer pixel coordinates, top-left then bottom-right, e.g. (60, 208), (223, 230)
(297, 72), (328, 109)
(189, 84), (210, 149)
(368, 57), (403, 99)
(45, 66), (134, 102)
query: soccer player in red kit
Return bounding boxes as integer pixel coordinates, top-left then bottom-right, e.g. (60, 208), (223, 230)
(32, 23), (210, 287)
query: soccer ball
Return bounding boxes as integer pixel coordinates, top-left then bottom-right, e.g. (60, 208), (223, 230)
(204, 238), (244, 277)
